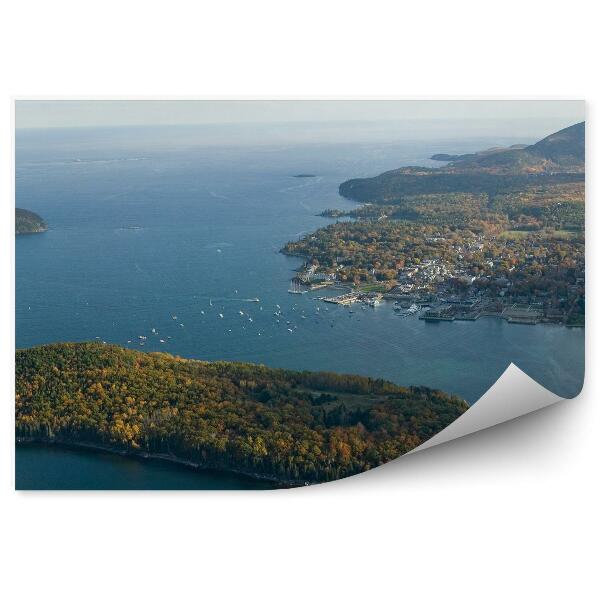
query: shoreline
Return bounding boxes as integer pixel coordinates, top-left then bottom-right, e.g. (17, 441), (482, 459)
(16, 437), (308, 489)
(275, 257), (585, 329)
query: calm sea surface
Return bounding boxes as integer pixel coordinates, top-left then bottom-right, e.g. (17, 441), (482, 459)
(16, 443), (276, 490)
(15, 125), (585, 489)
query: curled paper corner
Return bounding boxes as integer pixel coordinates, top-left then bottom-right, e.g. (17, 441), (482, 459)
(409, 363), (567, 455)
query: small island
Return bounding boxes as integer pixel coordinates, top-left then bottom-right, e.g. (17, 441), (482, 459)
(16, 208), (47, 234)
(292, 174), (316, 178)
(15, 342), (468, 486)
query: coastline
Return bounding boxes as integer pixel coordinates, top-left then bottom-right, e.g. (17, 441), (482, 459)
(280, 245), (584, 328)
(16, 437), (308, 489)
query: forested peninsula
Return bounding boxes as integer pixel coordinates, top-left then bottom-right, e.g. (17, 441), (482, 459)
(16, 343), (468, 485)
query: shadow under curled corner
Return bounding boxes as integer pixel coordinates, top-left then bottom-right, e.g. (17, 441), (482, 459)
(316, 363), (583, 491)
(409, 362), (581, 455)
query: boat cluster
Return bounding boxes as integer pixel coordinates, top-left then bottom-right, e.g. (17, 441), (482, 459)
(120, 293), (332, 348)
(97, 288), (419, 350)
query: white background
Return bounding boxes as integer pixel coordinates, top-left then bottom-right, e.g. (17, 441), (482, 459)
(0, 1), (597, 598)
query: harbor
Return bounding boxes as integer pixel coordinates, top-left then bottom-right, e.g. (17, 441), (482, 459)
(284, 261), (576, 327)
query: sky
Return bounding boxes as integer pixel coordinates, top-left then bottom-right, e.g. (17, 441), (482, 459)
(16, 99), (583, 128)
(15, 100), (585, 147)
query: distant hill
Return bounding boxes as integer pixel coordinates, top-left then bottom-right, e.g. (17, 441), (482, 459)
(340, 122), (585, 202)
(435, 122), (585, 171)
(527, 121), (585, 167)
(16, 208), (47, 234)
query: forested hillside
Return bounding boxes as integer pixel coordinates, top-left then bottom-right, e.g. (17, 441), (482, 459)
(16, 343), (468, 485)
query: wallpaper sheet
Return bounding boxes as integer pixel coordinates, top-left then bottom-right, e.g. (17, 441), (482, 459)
(15, 100), (585, 489)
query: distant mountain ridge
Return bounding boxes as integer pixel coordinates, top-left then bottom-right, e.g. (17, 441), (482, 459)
(527, 121), (585, 166)
(339, 122), (585, 203)
(432, 122), (585, 171)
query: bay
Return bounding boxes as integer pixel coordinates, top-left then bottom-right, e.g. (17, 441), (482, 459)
(15, 124), (584, 489)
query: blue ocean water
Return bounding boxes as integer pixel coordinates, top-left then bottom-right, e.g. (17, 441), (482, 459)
(15, 124), (584, 488)
(15, 443), (275, 490)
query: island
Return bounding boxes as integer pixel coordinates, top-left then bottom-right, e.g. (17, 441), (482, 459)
(282, 122), (585, 326)
(15, 342), (468, 486)
(292, 174), (316, 178)
(16, 208), (47, 234)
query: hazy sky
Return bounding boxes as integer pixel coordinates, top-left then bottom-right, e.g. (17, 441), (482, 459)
(16, 100), (584, 130)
